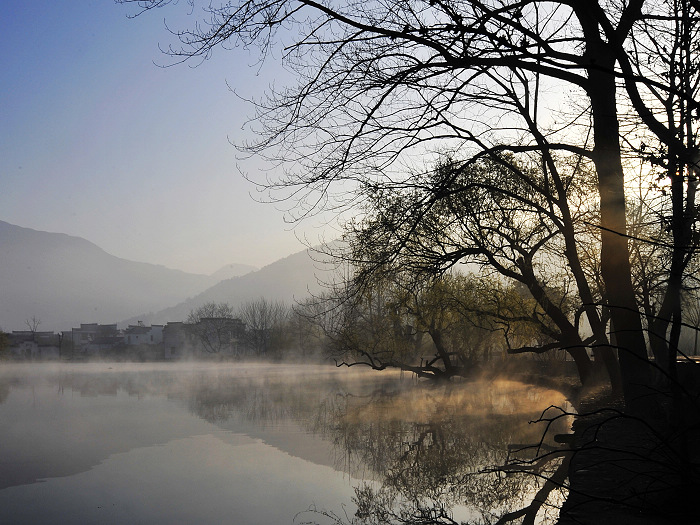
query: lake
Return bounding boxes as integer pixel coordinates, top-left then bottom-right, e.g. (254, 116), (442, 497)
(0, 362), (572, 524)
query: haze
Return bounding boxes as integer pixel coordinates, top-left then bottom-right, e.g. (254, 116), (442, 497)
(0, 2), (318, 275)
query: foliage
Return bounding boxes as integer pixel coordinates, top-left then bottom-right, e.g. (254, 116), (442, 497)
(338, 154), (614, 386)
(314, 271), (547, 380)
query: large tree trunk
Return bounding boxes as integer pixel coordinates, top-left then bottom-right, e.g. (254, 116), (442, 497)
(548, 159), (622, 391)
(517, 256), (593, 384)
(588, 51), (651, 410)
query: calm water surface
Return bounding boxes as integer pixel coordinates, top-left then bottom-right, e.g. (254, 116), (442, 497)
(0, 363), (572, 524)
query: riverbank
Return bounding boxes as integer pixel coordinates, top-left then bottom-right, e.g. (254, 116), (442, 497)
(557, 381), (699, 524)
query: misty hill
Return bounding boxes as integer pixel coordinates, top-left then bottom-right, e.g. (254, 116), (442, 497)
(124, 248), (336, 326)
(0, 221), (226, 332)
(210, 262), (257, 281)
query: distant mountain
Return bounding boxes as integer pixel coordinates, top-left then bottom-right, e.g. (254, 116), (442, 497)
(0, 221), (223, 332)
(123, 248), (337, 326)
(209, 262), (258, 281)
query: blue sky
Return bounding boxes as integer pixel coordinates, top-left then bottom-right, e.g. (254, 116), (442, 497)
(1, 1), (317, 274)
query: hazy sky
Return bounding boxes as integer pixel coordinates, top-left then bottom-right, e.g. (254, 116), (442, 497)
(1, 1), (327, 275)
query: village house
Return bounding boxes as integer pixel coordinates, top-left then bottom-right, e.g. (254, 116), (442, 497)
(70, 323), (123, 356)
(162, 322), (188, 359)
(4, 318), (251, 361)
(8, 331), (61, 360)
(123, 322), (163, 346)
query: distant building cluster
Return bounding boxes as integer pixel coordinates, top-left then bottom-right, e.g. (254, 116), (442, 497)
(3, 318), (247, 361)
(5, 331), (62, 360)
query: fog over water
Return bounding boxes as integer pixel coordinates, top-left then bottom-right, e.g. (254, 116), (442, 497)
(0, 363), (572, 524)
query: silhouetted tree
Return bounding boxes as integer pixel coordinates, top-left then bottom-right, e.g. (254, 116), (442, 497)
(116, 2), (700, 518)
(316, 271), (548, 381)
(342, 155), (616, 387)
(682, 289), (700, 356)
(119, 0), (700, 409)
(25, 315), (41, 333)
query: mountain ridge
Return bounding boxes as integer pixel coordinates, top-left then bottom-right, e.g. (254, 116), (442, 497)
(123, 247), (334, 326)
(0, 221), (271, 331)
(209, 262), (258, 281)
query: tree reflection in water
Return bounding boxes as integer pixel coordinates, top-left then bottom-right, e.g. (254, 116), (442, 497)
(2, 365), (573, 524)
(185, 370), (573, 525)
(312, 382), (571, 525)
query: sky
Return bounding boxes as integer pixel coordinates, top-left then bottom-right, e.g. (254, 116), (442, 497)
(1, 1), (327, 275)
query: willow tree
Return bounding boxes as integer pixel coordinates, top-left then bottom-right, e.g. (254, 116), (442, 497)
(345, 154), (616, 388)
(121, 0), (700, 410)
(316, 272), (511, 381)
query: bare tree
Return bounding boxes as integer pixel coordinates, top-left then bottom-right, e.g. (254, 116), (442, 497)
(681, 288), (700, 356)
(313, 270), (554, 382)
(238, 298), (290, 357)
(186, 302), (241, 354)
(25, 315), (41, 333)
(342, 154), (616, 386)
(119, 0), (700, 410)
(287, 300), (329, 359)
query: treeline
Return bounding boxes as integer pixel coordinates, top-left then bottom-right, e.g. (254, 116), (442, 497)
(301, 271), (573, 380)
(185, 298), (326, 361)
(191, 270), (581, 375)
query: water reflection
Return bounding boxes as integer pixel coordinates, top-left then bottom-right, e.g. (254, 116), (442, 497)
(182, 368), (573, 524)
(0, 364), (572, 524)
(317, 382), (571, 524)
